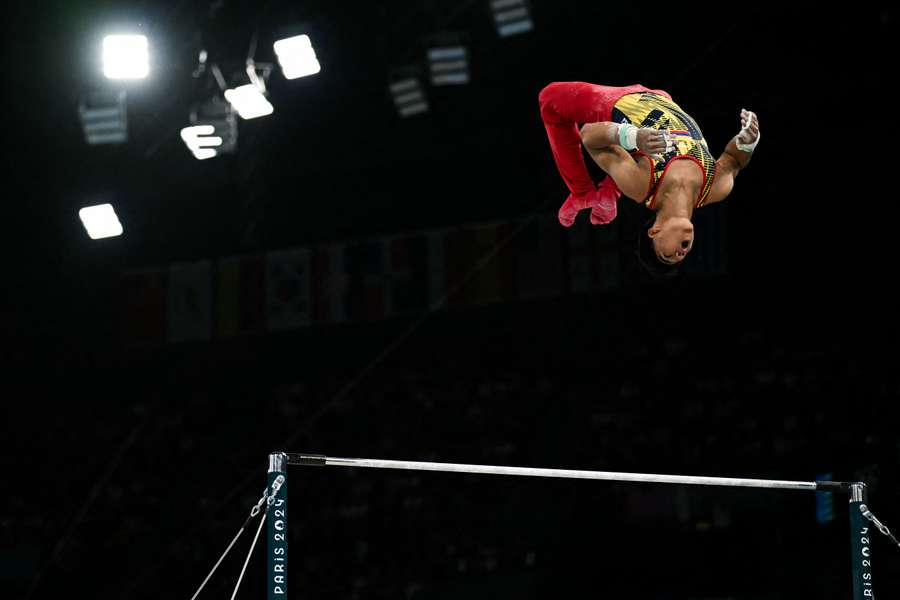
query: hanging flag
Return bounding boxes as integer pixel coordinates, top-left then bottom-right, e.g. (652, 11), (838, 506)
(345, 239), (389, 321)
(216, 256), (240, 338)
(216, 255), (266, 338)
(311, 243), (349, 324)
(120, 268), (165, 346)
(465, 223), (507, 306)
(441, 226), (479, 307)
(167, 260), (212, 343)
(266, 248), (311, 331)
(387, 234), (429, 315)
(427, 230), (446, 311)
(512, 215), (565, 300)
(438, 221), (526, 308)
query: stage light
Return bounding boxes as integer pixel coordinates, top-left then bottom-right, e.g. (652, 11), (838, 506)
(428, 45), (469, 86)
(224, 84), (274, 120)
(389, 77), (428, 118)
(78, 90), (128, 145)
(180, 125), (222, 147)
(192, 148), (217, 160)
(180, 126), (222, 160)
(102, 34), (149, 79)
(490, 0), (534, 37)
(79, 204), (123, 239)
(273, 34), (321, 80)
(181, 98), (238, 160)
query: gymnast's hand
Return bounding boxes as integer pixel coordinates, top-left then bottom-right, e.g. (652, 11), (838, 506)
(736, 109), (760, 147)
(636, 128), (670, 156)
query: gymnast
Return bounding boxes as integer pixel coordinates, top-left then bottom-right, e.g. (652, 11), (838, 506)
(538, 82), (760, 270)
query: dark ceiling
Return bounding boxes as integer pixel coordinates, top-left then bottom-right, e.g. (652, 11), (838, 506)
(4, 2), (896, 340)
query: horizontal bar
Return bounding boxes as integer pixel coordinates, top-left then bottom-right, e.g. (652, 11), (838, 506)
(285, 453), (830, 492)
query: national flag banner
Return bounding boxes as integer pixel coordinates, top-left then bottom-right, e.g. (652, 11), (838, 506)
(238, 255), (267, 335)
(387, 235), (429, 315)
(216, 255), (266, 338)
(345, 239), (389, 321)
(311, 243), (349, 324)
(265, 248), (311, 332)
(167, 260), (212, 343)
(215, 256), (240, 338)
(465, 222), (508, 306)
(493, 221), (519, 300)
(441, 226), (480, 307)
(427, 230), (446, 311)
(512, 215), (565, 300)
(119, 268), (165, 346)
(427, 223), (514, 311)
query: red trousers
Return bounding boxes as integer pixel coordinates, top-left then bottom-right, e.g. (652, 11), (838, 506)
(538, 82), (671, 226)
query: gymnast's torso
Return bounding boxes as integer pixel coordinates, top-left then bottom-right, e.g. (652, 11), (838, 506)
(612, 93), (717, 209)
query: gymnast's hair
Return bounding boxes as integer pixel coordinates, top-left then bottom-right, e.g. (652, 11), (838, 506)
(635, 217), (683, 280)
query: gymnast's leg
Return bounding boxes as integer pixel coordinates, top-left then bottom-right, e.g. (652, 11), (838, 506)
(538, 82), (625, 226)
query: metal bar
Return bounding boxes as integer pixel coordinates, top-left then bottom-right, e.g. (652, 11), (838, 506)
(287, 453), (819, 491)
(280, 453), (872, 599)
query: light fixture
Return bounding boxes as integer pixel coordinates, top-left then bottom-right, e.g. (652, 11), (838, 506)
(490, 0), (534, 37)
(102, 34), (149, 79)
(181, 97), (238, 160)
(79, 204), (123, 239)
(180, 126), (221, 160)
(428, 45), (469, 86)
(78, 90), (128, 145)
(273, 34), (321, 80)
(224, 84), (274, 120)
(389, 76), (428, 118)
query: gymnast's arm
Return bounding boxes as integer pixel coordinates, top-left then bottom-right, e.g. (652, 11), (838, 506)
(704, 110), (760, 205)
(580, 122), (668, 154)
(579, 123), (670, 201)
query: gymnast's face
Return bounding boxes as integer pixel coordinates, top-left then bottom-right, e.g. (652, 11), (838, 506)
(648, 217), (694, 264)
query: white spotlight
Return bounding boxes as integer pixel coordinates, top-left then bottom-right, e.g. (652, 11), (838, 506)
(79, 204), (123, 240)
(273, 35), (321, 80)
(191, 148), (218, 160)
(389, 77), (428, 118)
(180, 125), (223, 160)
(103, 34), (149, 79)
(180, 125), (223, 147)
(181, 98), (238, 160)
(224, 84), (274, 120)
(428, 46), (469, 86)
(491, 0), (534, 37)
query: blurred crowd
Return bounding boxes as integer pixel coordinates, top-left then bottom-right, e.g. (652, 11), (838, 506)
(4, 286), (899, 599)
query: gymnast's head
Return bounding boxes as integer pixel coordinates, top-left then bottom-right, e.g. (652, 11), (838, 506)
(648, 215), (693, 265)
(636, 216), (692, 278)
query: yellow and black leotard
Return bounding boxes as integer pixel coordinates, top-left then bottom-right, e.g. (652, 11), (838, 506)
(612, 93), (717, 209)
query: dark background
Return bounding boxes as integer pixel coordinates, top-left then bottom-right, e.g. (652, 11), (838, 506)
(3, 2), (898, 599)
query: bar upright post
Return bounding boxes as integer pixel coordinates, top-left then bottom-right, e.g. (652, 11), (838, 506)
(849, 483), (874, 600)
(267, 452), (288, 600)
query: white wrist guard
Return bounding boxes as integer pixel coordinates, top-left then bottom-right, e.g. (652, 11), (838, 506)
(617, 123), (638, 151)
(735, 111), (760, 153)
(735, 130), (760, 153)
